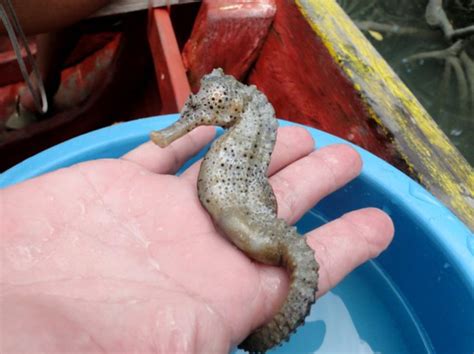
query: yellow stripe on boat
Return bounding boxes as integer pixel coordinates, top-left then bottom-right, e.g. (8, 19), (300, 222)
(296, 0), (474, 230)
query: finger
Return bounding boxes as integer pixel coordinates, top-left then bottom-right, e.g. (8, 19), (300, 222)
(121, 126), (216, 174)
(180, 126), (315, 182)
(307, 208), (394, 297)
(271, 144), (362, 224)
(244, 207), (394, 336)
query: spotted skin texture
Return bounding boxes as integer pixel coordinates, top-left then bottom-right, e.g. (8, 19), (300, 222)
(151, 69), (319, 353)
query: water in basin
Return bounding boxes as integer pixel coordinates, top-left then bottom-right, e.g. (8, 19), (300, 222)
(233, 209), (432, 354)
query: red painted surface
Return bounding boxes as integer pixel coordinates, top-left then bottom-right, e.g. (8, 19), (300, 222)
(248, 0), (394, 162)
(0, 36), (122, 171)
(0, 82), (21, 120)
(0, 2), (399, 170)
(0, 40), (36, 87)
(182, 0), (276, 92)
(148, 8), (191, 114)
(0, 35), (12, 51)
(0, 35), (121, 123)
(0, 14), (157, 170)
(0, 33), (118, 87)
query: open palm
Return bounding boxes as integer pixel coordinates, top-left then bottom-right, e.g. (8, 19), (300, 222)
(1, 126), (393, 353)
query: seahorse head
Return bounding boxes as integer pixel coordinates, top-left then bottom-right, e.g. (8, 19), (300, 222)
(181, 68), (247, 128)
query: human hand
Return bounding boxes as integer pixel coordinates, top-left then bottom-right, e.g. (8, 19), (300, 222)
(1, 126), (394, 353)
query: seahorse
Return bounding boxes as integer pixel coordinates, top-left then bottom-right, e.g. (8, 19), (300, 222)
(150, 68), (319, 353)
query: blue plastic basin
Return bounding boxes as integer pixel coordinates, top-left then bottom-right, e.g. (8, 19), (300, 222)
(1, 115), (473, 353)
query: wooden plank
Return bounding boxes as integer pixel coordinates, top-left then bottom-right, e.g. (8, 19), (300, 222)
(182, 0), (276, 91)
(250, 0), (473, 229)
(148, 7), (190, 113)
(249, 0), (395, 164)
(91, 0), (201, 17)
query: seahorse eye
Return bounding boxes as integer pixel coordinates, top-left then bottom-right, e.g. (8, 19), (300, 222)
(188, 94), (199, 109)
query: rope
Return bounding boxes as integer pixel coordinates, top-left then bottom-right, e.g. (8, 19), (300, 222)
(0, 0), (48, 114)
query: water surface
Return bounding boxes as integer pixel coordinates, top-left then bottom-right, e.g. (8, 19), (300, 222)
(233, 209), (432, 354)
